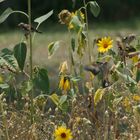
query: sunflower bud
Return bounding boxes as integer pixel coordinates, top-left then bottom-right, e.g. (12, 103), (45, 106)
(59, 61), (68, 74)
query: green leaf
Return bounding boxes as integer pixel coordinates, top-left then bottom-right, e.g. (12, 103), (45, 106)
(48, 41), (61, 58)
(34, 10), (53, 25)
(0, 8), (14, 24)
(115, 69), (137, 84)
(71, 77), (80, 82)
(14, 42), (27, 71)
(0, 48), (18, 73)
(1, 48), (13, 55)
(70, 15), (82, 32)
(0, 83), (9, 89)
(0, 0), (6, 3)
(21, 81), (33, 96)
(49, 93), (59, 106)
(59, 95), (67, 106)
(89, 1), (100, 17)
(34, 68), (50, 93)
(94, 88), (105, 106)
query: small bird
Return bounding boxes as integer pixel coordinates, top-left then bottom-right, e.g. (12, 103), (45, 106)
(122, 34), (136, 45)
(84, 62), (111, 88)
(84, 62), (107, 75)
(18, 22), (42, 33)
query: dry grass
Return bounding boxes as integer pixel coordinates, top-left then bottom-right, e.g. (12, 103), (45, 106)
(1, 22), (140, 140)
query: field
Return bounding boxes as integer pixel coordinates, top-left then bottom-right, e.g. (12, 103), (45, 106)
(1, 1), (140, 139)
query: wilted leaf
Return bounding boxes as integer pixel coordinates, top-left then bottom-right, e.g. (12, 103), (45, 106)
(94, 88), (105, 106)
(14, 42), (27, 71)
(49, 93), (59, 106)
(34, 10), (53, 25)
(115, 69), (137, 84)
(133, 105), (140, 115)
(59, 95), (67, 106)
(113, 96), (123, 107)
(0, 8), (13, 24)
(33, 68), (50, 93)
(48, 41), (61, 58)
(89, 1), (100, 17)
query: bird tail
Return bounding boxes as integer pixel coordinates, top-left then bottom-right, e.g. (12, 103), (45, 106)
(35, 30), (42, 33)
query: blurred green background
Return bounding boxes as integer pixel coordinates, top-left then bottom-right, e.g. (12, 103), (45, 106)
(0, 0), (140, 28)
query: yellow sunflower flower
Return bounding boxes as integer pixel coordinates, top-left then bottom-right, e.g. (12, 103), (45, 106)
(59, 76), (70, 91)
(54, 126), (73, 140)
(68, 10), (85, 30)
(97, 37), (113, 53)
(71, 11), (85, 20)
(131, 55), (139, 63)
(133, 95), (140, 101)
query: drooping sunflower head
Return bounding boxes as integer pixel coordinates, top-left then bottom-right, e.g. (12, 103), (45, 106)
(58, 10), (72, 25)
(68, 10), (85, 30)
(54, 126), (73, 140)
(97, 37), (113, 53)
(71, 11), (85, 20)
(59, 76), (70, 91)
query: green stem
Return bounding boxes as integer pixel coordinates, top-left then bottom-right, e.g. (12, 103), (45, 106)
(83, 0), (91, 63)
(28, 0), (34, 124)
(14, 11), (29, 18)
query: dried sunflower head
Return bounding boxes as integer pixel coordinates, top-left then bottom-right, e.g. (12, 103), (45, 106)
(58, 10), (72, 25)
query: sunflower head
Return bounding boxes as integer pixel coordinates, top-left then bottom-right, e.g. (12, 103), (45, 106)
(68, 10), (85, 30)
(59, 76), (70, 91)
(54, 126), (73, 140)
(97, 37), (113, 53)
(58, 10), (72, 25)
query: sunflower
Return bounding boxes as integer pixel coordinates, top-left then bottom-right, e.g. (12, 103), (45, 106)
(59, 76), (70, 91)
(133, 95), (140, 101)
(68, 10), (85, 29)
(58, 10), (72, 25)
(54, 126), (73, 140)
(97, 37), (113, 53)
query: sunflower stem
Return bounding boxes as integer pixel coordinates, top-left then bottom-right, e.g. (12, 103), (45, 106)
(83, 0), (92, 63)
(28, 0), (34, 124)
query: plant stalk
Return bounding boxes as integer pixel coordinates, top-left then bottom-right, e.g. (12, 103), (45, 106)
(0, 100), (9, 140)
(83, 0), (92, 63)
(28, 0), (34, 124)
